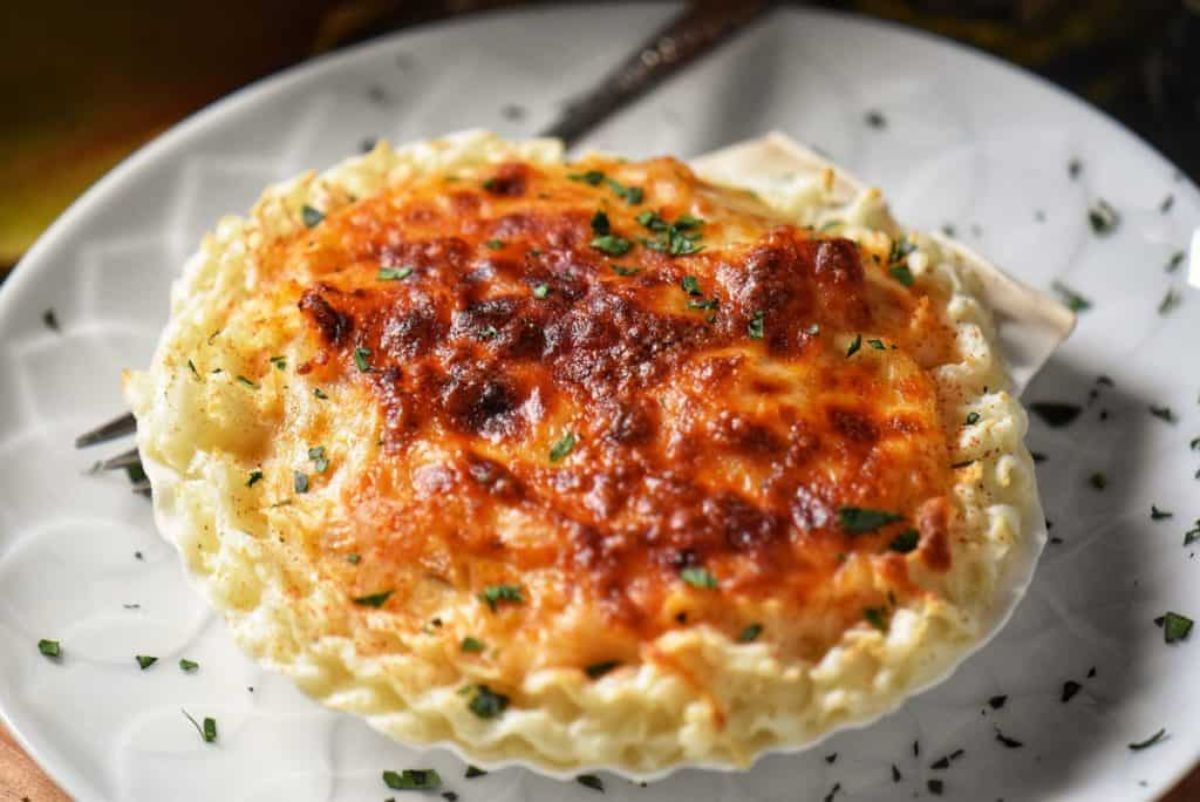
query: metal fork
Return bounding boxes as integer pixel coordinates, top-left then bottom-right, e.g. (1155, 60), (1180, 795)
(73, 0), (770, 489)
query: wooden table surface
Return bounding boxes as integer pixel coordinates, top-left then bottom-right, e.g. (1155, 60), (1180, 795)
(2, 721), (1197, 800)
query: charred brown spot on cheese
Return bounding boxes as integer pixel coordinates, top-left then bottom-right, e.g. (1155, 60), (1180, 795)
(275, 155), (960, 647)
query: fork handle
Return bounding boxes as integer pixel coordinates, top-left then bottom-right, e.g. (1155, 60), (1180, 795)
(539, 0), (771, 148)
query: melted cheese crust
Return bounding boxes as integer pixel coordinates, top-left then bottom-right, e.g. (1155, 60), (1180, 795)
(125, 132), (1041, 776)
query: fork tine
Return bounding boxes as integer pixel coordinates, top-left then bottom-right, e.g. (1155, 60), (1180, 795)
(98, 447), (142, 471)
(75, 412), (136, 448)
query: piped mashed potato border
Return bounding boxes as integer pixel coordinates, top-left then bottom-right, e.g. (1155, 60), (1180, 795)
(124, 130), (1045, 778)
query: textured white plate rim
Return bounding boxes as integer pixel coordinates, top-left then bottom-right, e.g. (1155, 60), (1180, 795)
(1, 4), (1197, 799)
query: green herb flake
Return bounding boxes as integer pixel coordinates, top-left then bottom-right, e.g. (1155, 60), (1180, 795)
(378, 266), (414, 281)
(576, 774), (604, 792)
(182, 709), (217, 743)
(353, 346), (372, 372)
(186, 359), (200, 380)
(637, 210), (665, 230)
(1128, 728), (1167, 751)
(246, 470), (264, 488)
(569, 170), (605, 186)
(605, 177), (644, 204)
(1158, 289), (1182, 316)
(1051, 280), (1092, 313)
(347, 553), (362, 564)
(965, 412), (981, 425)
(135, 655), (158, 670)
(889, 264), (915, 286)
(680, 275), (701, 296)
(1151, 505), (1173, 521)
(868, 338), (886, 351)
(313, 387), (329, 400)
(37, 639), (61, 659)
(1149, 405), (1177, 424)
(353, 589), (393, 608)
(1157, 611), (1193, 643)
(818, 219), (842, 232)
(465, 765), (487, 778)
(838, 506), (904, 534)
(738, 623), (763, 643)
(461, 637), (485, 653)
(585, 660), (619, 679)
(680, 566), (718, 589)
(527, 282), (550, 301)
(293, 471), (309, 494)
(235, 375), (258, 389)
(468, 684), (509, 719)
(1185, 521), (1200, 547)
(747, 311), (765, 340)
(590, 234), (632, 256)
(480, 584), (524, 611)
(863, 607), (888, 631)
(846, 334), (862, 357)
(484, 238), (504, 250)
(1167, 250), (1185, 273)
(888, 528), (920, 554)
(308, 445), (329, 473)
(611, 264), (641, 277)
(382, 769), (442, 791)
(590, 210), (611, 235)
(1089, 472), (1107, 490)
(549, 432), (578, 463)
(301, 205), (325, 228)
(1087, 199), (1119, 235)
(179, 659), (199, 673)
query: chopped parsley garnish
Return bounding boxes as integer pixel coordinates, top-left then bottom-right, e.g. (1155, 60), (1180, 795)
(568, 170), (605, 186)
(1128, 728), (1167, 751)
(269, 355), (287, 370)
(353, 346), (371, 372)
(576, 774), (604, 792)
(585, 660), (619, 679)
(294, 471), (309, 494)
(747, 311), (765, 340)
(378, 266), (413, 281)
(927, 779), (944, 795)
(1167, 250), (1185, 273)
(888, 529), (920, 553)
(611, 264), (641, 277)
(590, 234), (632, 256)
(37, 639), (61, 659)
(994, 727), (1023, 748)
(818, 220), (842, 231)
(1061, 680), (1081, 703)
(353, 589), (393, 608)
(738, 623), (763, 643)
(313, 387), (328, 400)
(846, 334), (862, 357)
(1028, 402), (1082, 428)
(461, 637), (485, 653)
(549, 432), (577, 463)
(484, 238), (504, 250)
(863, 607), (888, 631)
(639, 211), (704, 255)
(1087, 199), (1119, 235)
(136, 655), (158, 670)
(867, 338), (886, 350)
(347, 553), (362, 564)
(480, 584), (524, 611)
(1089, 472), (1107, 490)
(1149, 405), (1177, 424)
(988, 695), (1007, 710)
(465, 765), (487, 778)
(246, 470), (263, 488)
(1159, 289), (1181, 315)
(680, 567), (718, 589)
(187, 359), (200, 380)
(590, 210), (611, 235)
(1051, 280), (1092, 312)
(1185, 521), (1200, 547)
(532, 283), (550, 299)
(1156, 611), (1193, 643)
(301, 205), (325, 228)
(468, 684), (509, 718)
(1150, 505), (1173, 521)
(605, 177), (644, 204)
(838, 506), (903, 534)
(308, 445), (329, 473)
(965, 412), (981, 425)
(179, 659), (199, 673)
(182, 709), (217, 743)
(889, 264), (915, 286)
(235, 375), (258, 389)
(383, 769), (441, 791)
(680, 275), (701, 296)
(686, 297), (718, 311)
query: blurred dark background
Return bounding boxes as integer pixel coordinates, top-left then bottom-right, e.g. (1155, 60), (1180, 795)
(2, 0), (1198, 276)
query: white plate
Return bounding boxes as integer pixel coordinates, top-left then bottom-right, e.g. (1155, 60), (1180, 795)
(1, 5), (1197, 801)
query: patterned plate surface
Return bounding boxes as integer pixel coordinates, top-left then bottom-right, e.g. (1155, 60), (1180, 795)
(0, 4), (1197, 800)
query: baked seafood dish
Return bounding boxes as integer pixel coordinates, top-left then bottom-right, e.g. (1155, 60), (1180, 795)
(124, 131), (1059, 776)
